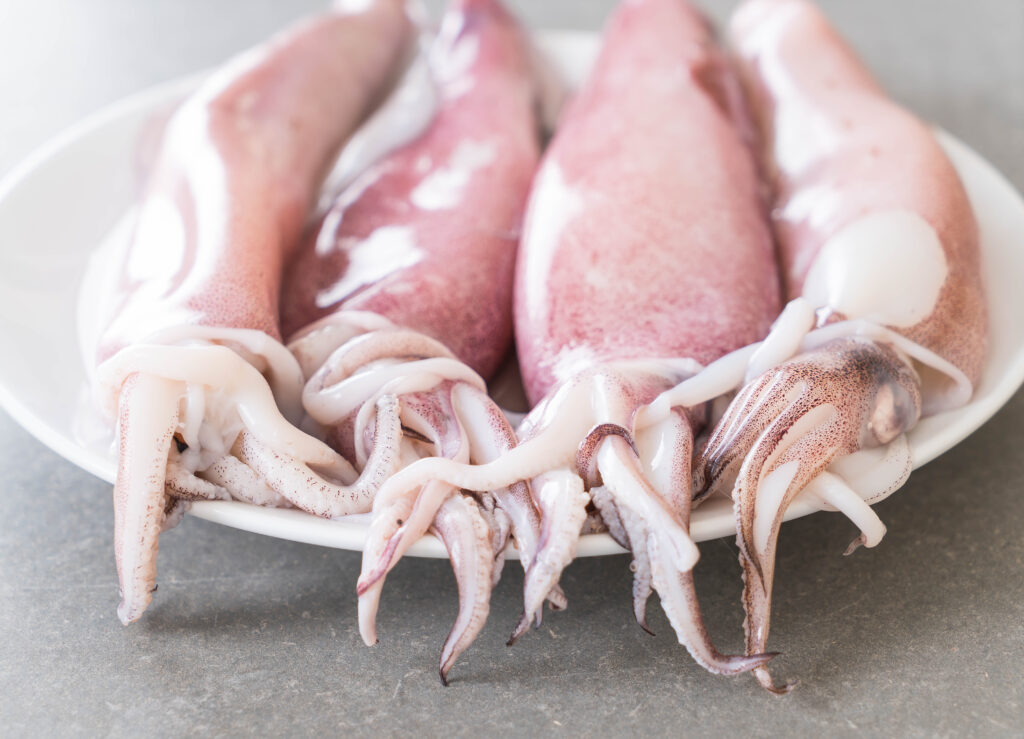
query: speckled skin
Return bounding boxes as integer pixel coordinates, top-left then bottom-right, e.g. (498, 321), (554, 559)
(281, 0), (540, 381)
(97, 0), (413, 626)
(729, 0), (987, 387)
(96, 0), (412, 364)
(514, 0), (780, 406)
(495, 0), (782, 676)
(695, 0), (990, 692)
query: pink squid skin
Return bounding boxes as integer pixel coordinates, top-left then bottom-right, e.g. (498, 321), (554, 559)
(511, 0), (781, 671)
(516, 1), (779, 404)
(97, 0), (414, 626)
(281, 0), (539, 381)
(281, 0), (541, 684)
(98, 0), (413, 366)
(696, 0), (988, 693)
(730, 0), (985, 386)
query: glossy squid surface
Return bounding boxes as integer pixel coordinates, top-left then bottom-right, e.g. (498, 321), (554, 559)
(695, 0), (988, 692)
(281, 0), (541, 683)
(370, 0), (782, 675)
(90, 0), (414, 624)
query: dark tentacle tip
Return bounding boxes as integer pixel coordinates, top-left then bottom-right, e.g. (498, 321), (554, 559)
(843, 535), (865, 556)
(438, 667), (450, 687)
(764, 679), (797, 696)
(754, 664), (796, 695)
(638, 620), (655, 637)
(507, 612), (530, 646)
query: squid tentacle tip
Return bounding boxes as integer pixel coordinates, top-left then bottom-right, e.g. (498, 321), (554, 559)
(753, 665), (796, 694)
(843, 534), (866, 556)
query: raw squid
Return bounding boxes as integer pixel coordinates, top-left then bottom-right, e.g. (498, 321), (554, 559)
(693, 0), (988, 692)
(370, 0), (781, 675)
(88, 0), (414, 624)
(281, 0), (541, 683)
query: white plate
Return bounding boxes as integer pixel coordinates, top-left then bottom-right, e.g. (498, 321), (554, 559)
(1, 31), (1023, 559)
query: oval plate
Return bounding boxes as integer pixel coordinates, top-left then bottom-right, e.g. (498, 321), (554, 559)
(1, 31), (1023, 559)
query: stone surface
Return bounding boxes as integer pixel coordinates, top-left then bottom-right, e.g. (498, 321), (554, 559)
(1, 0), (1022, 735)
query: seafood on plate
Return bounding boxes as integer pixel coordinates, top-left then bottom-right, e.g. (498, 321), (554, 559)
(369, 0), (784, 675)
(84, 0), (415, 624)
(280, 0), (542, 683)
(692, 0), (988, 692)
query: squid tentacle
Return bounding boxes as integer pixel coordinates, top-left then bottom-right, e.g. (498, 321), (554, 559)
(451, 383), (544, 573)
(113, 373), (183, 624)
(590, 487), (654, 634)
(200, 454), (290, 507)
(510, 470), (589, 644)
(696, 339), (923, 691)
(591, 485), (629, 550)
(232, 394), (403, 518)
(357, 479), (458, 647)
(165, 449), (231, 502)
(433, 493), (495, 686)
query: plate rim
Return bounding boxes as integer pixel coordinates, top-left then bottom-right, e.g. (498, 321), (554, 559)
(1, 29), (1022, 560)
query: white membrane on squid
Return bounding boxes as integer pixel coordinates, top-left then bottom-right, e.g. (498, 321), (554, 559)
(97, 344), (341, 467)
(306, 356), (484, 425)
(802, 210), (949, 330)
(752, 460), (799, 560)
(800, 320), (971, 414)
(743, 297), (817, 384)
(80, 221), (307, 419)
(317, 35), (439, 210)
(596, 441), (699, 573)
(638, 297), (973, 438)
(287, 311), (397, 375)
(804, 471), (887, 549)
(349, 363), (482, 468)
(748, 401), (837, 559)
(635, 349), (753, 430)
(410, 139), (497, 211)
(824, 433), (912, 505)
(634, 415), (683, 505)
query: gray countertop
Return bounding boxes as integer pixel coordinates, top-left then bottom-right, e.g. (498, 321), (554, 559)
(1, 0), (1022, 735)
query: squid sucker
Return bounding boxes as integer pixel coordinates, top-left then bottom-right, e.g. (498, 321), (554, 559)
(692, 0), (988, 693)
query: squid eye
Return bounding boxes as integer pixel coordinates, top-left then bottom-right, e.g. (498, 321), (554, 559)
(867, 375), (919, 447)
(867, 384), (902, 445)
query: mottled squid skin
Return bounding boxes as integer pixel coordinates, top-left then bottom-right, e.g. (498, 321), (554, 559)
(281, 0), (540, 683)
(96, 0), (413, 625)
(282, 0), (537, 379)
(697, 0), (988, 692)
(511, 0), (780, 671)
(99, 1), (412, 366)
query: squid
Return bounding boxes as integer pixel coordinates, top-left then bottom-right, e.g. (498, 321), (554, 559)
(86, 0), (415, 624)
(280, 0), (541, 683)
(693, 0), (988, 692)
(369, 0), (782, 675)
